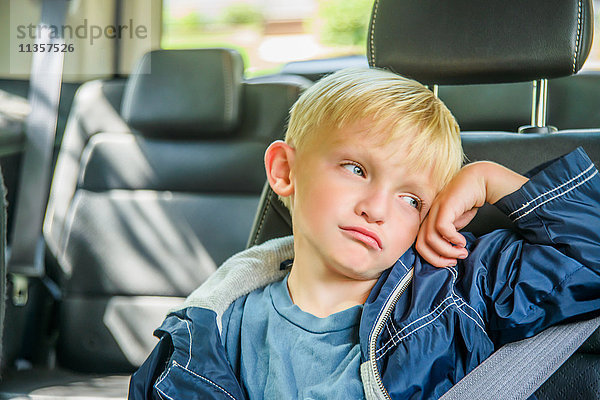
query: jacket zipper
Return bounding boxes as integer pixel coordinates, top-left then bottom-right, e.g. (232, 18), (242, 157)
(368, 268), (414, 400)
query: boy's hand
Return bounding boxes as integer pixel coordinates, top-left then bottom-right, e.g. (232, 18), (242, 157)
(416, 162), (529, 268)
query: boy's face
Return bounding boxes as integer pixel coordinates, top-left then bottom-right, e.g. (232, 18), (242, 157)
(290, 118), (438, 281)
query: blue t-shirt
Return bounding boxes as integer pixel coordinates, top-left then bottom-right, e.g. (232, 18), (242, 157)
(221, 274), (365, 400)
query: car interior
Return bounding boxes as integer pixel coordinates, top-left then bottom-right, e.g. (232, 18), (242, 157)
(0, 0), (599, 399)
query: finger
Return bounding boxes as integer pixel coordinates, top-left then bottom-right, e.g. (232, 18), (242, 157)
(427, 229), (468, 259)
(432, 208), (467, 248)
(418, 219), (468, 260)
(415, 237), (461, 268)
(454, 208), (479, 232)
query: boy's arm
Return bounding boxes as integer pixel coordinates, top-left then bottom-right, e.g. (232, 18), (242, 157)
(129, 308), (247, 400)
(420, 147), (600, 344)
(129, 332), (174, 399)
(417, 158), (528, 268)
(492, 147), (599, 263)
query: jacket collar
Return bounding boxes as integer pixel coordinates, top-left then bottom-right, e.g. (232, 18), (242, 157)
(181, 235), (294, 332)
(181, 234), (416, 340)
(360, 247), (416, 359)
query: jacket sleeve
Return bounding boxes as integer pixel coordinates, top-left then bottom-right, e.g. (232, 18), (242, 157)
(129, 308), (247, 400)
(128, 331), (174, 399)
(460, 147), (600, 346)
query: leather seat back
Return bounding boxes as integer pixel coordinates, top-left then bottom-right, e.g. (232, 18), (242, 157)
(439, 72), (600, 132)
(43, 48), (309, 372)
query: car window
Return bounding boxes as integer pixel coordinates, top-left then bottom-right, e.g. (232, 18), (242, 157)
(586, 0), (600, 70)
(162, 0), (600, 76)
(161, 0), (372, 76)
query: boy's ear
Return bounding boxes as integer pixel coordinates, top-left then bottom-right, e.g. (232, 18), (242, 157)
(264, 140), (295, 197)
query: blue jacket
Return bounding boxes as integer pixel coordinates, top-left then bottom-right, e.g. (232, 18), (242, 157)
(129, 147), (600, 400)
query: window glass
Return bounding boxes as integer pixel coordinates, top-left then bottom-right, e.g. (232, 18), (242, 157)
(162, 0), (600, 75)
(584, 0), (600, 70)
(161, 0), (372, 76)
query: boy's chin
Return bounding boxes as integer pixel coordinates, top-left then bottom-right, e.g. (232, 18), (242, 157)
(330, 257), (390, 282)
(343, 268), (387, 283)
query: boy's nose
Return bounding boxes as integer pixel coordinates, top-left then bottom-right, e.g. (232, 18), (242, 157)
(355, 190), (388, 224)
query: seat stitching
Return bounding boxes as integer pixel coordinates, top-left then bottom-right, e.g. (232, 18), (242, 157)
(513, 169), (598, 222)
(253, 191), (273, 246)
(508, 163), (594, 218)
(572, 0), (582, 74)
(121, 53), (146, 119)
(369, 0), (381, 66)
(222, 52), (233, 123)
(173, 360), (238, 400)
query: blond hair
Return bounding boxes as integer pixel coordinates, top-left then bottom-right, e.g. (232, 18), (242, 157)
(281, 67), (463, 210)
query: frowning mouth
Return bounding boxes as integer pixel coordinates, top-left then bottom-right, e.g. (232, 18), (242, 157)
(340, 226), (382, 250)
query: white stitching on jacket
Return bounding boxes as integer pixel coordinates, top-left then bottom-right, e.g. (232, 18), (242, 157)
(156, 387), (174, 400)
(513, 169), (598, 222)
(374, 266), (488, 360)
(399, 259), (409, 272)
(376, 301), (456, 361)
(453, 297), (486, 334)
(172, 360), (238, 400)
(368, 274), (406, 346)
(184, 319), (193, 368)
(154, 362), (174, 398)
(508, 163), (594, 218)
(375, 295), (454, 357)
(173, 316), (194, 368)
(388, 317), (399, 335)
(447, 267), (486, 333)
(385, 321), (394, 338)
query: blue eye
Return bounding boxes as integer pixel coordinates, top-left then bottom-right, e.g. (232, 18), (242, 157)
(343, 163), (365, 177)
(401, 196), (421, 209)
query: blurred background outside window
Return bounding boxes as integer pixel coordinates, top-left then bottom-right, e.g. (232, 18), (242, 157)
(162, 0), (371, 76)
(162, 0), (600, 76)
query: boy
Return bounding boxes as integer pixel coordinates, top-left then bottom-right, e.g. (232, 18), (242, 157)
(129, 68), (600, 399)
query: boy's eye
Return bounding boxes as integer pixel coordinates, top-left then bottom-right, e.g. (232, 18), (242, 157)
(342, 163), (365, 177)
(401, 195), (421, 209)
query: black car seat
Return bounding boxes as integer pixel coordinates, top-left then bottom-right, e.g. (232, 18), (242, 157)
(279, 57), (600, 134)
(0, 48), (309, 398)
(247, 0), (600, 398)
(440, 71), (600, 132)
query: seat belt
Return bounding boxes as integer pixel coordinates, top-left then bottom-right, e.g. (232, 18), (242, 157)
(7, 0), (69, 306)
(440, 315), (600, 400)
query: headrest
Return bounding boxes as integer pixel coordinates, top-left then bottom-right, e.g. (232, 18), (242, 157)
(368, 0), (594, 85)
(121, 49), (244, 138)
